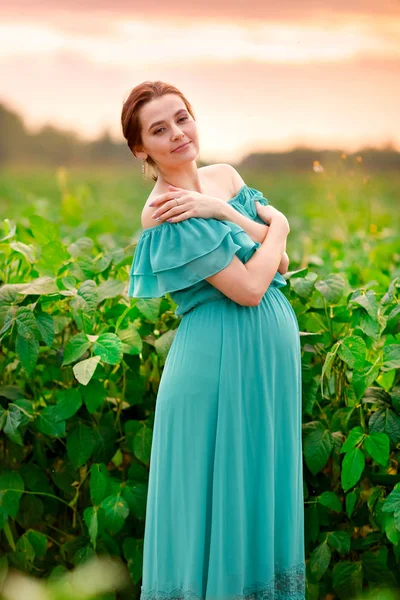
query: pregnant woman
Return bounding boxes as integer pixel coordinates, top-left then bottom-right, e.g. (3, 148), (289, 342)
(121, 80), (306, 600)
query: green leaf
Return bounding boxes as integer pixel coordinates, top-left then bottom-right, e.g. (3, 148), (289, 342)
(135, 298), (162, 322)
(55, 388), (83, 420)
(332, 561), (363, 598)
(318, 491), (342, 512)
(351, 361), (381, 401)
(338, 336), (367, 369)
(77, 280), (98, 312)
(0, 386), (25, 401)
(62, 332), (92, 366)
(15, 333), (39, 375)
(2, 405), (23, 445)
(363, 432), (390, 466)
(340, 426), (365, 454)
(68, 237), (94, 258)
(321, 341), (340, 394)
(369, 408), (400, 444)
(30, 215), (60, 244)
(100, 494), (129, 535)
(309, 542), (331, 580)
(37, 240), (69, 275)
(121, 481), (148, 520)
(382, 344), (400, 371)
(381, 277), (399, 306)
(83, 507), (98, 549)
(133, 425), (153, 465)
(35, 312), (54, 345)
(303, 422), (333, 475)
(367, 488), (382, 513)
(356, 311), (380, 339)
(73, 356), (101, 385)
(377, 368), (396, 392)
(26, 530), (48, 558)
(73, 544), (96, 566)
(67, 422), (97, 469)
(154, 329), (176, 359)
(19, 276), (59, 296)
(82, 379), (106, 414)
(97, 279), (125, 301)
(14, 533), (35, 568)
(123, 537), (143, 585)
(314, 273), (345, 303)
(1, 218), (16, 240)
(346, 489), (358, 518)
(384, 513), (400, 544)
(15, 307), (38, 336)
(90, 464), (110, 506)
(0, 470), (24, 519)
(118, 324), (143, 356)
(36, 406), (66, 438)
(341, 447), (365, 492)
(92, 333), (123, 365)
(351, 289), (379, 320)
(382, 483), (400, 513)
(10, 241), (35, 263)
(361, 551), (396, 585)
(327, 530), (351, 554)
(290, 272), (318, 300)
(16, 495), (44, 530)
(19, 464), (53, 495)
(10, 400), (33, 428)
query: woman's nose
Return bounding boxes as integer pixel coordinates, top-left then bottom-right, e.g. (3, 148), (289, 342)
(172, 127), (184, 138)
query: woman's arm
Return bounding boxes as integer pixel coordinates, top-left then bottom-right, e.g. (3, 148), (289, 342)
(222, 164), (290, 274)
(218, 199), (290, 275)
(218, 201), (268, 244)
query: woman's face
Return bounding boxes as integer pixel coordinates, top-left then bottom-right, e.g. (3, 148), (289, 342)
(135, 93), (199, 169)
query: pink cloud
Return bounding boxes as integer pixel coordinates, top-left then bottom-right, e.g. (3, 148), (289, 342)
(0, 0), (399, 26)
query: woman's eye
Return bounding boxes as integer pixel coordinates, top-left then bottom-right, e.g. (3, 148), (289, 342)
(154, 116), (188, 134)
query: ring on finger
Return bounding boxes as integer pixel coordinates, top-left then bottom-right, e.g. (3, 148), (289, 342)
(155, 198), (179, 221)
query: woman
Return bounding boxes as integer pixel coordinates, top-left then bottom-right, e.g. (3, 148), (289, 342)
(122, 80), (306, 600)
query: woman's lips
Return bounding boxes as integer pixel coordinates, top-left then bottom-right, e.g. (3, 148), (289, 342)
(172, 141), (191, 152)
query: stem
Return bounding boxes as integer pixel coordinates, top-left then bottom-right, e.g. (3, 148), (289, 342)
(6, 489), (74, 510)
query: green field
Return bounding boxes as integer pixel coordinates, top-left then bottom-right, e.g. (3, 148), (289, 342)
(0, 164), (400, 598)
(1, 163), (399, 291)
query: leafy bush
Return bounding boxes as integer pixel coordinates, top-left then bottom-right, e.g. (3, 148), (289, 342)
(0, 166), (399, 600)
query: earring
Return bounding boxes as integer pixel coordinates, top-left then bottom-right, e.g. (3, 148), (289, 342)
(142, 160), (146, 175)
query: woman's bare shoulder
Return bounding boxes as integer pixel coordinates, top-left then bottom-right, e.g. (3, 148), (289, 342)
(139, 163), (245, 230)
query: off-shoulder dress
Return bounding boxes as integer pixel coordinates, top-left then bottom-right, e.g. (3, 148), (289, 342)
(128, 185), (306, 600)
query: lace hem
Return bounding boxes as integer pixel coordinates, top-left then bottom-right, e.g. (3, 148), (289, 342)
(140, 562), (305, 600)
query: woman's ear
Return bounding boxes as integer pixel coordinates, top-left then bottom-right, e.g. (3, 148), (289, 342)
(133, 149), (147, 161)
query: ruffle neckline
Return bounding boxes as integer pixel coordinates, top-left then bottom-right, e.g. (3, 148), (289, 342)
(128, 185), (288, 300)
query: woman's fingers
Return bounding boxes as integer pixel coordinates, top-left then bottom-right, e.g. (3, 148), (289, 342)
(152, 200), (189, 222)
(255, 203), (277, 224)
(149, 191), (183, 207)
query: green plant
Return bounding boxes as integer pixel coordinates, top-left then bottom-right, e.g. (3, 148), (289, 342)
(0, 166), (399, 599)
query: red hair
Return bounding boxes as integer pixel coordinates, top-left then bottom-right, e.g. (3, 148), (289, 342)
(121, 80), (196, 182)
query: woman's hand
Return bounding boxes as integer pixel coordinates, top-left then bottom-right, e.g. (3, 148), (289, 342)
(255, 202), (290, 236)
(278, 251), (290, 275)
(149, 185), (227, 223)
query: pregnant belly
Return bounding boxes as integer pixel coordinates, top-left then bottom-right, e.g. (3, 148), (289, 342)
(165, 287), (300, 383)
(155, 285), (301, 421)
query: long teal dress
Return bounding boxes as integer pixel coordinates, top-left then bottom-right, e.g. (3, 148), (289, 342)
(128, 185), (306, 600)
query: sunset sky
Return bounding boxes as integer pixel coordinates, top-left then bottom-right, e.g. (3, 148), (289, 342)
(1, 0), (399, 162)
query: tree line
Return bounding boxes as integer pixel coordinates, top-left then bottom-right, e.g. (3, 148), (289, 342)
(1, 102), (399, 171)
